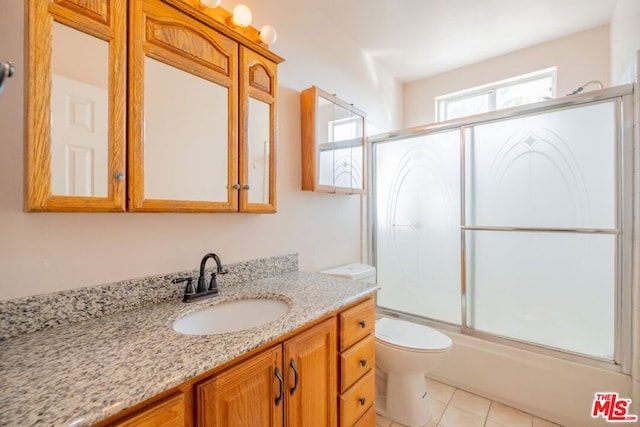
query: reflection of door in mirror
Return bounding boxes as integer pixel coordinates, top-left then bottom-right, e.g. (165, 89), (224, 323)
(51, 22), (109, 197)
(247, 98), (270, 203)
(26, 0), (127, 212)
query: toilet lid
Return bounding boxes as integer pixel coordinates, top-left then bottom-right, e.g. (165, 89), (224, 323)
(375, 317), (452, 351)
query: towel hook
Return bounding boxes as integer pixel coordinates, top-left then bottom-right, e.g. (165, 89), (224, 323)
(0, 61), (16, 97)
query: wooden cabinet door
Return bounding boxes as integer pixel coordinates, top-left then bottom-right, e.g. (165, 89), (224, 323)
(196, 345), (284, 427)
(110, 392), (185, 427)
(284, 318), (338, 427)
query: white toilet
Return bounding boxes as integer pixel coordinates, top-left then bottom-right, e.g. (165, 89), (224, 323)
(320, 263), (453, 427)
(375, 317), (452, 426)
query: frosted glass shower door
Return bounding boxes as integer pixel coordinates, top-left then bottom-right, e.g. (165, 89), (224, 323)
(464, 101), (618, 359)
(375, 131), (461, 324)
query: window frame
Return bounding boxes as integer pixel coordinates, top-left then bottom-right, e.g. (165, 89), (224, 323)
(436, 67), (557, 122)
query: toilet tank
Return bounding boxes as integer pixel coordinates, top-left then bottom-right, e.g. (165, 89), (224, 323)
(320, 263), (376, 283)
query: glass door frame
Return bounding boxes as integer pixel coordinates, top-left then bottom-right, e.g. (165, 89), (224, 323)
(369, 84), (635, 373)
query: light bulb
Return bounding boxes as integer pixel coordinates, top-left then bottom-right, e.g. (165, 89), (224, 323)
(259, 25), (277, 45)
(199, 0), (220, 7)
(232, 4), (252, 27)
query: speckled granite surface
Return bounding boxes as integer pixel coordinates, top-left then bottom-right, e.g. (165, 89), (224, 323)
(0, 270), (378, 426)
(0, 253), (298, 340)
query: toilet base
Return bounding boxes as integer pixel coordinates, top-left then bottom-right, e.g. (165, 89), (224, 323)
(377, 372), (431, 427)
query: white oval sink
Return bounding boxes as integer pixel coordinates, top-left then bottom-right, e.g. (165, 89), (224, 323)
(173, 298), (289, 335)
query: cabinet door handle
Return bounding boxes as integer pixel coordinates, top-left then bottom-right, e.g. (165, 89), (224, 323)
(289, 359), (299, 396)
(274, 366), (283, 406)
(359, 320), (366, 328)
(359, 358), (367, 367)
(358, 397), (366, 406)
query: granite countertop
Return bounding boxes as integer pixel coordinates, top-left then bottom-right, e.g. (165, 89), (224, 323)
(0, 271), (378, 427)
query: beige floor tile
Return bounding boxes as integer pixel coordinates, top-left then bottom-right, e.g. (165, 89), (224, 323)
(376, 413), (393, 427)
(449, 389), (491, 418)
(426, 378), (456, 404)
(484, 421), (503, 427)
(429, 396), (447, 423)
(439, 406), (486, 427)
(487, 402), (533, 427)
(532, 417), (562, 427)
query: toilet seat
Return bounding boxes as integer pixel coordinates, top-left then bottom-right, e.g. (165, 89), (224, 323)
(375, 317), (452, 352)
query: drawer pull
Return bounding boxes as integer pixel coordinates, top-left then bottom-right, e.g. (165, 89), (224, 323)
(274, 366), (283, 406)
(359, 320), (366, 328)
(358, 397), (366, 406)
(359, 358), (367, 367)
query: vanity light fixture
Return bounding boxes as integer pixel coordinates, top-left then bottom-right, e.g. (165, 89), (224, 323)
(259, 25), (277, 45)
(232, 4), (252, 27)
(200, 2), (278, 45)
(199, 0), (221, 7)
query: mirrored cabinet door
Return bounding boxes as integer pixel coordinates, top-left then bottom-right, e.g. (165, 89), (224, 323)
(301, 86), (366, 194)
(239, 47), (277, 213)
(26, 0), (127, 211)
(128, 0), (239, 212)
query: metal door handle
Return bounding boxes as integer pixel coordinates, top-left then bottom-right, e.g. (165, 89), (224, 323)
(289, 359), (298, 395)
(274, 366), (283, 406)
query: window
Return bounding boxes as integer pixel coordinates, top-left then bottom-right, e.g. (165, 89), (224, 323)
(436, 68), (556, 122)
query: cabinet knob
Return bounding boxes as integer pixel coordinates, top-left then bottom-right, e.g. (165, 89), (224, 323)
(358, 397), (366, 406)
(359, 358), (367, 367)
(359, 320), (366, 328)
(232, 183), (240, 190)
(243, 184), (250, 190)
(114, 172), (125, 181)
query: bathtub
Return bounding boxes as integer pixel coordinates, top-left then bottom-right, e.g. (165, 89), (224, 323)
(424, 327), (631, 427)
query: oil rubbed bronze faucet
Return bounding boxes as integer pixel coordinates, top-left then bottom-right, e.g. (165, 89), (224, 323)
(173, 253), (228, 303)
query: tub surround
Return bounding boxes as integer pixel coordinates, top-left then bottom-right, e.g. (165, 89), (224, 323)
(0, 255), (378, 426)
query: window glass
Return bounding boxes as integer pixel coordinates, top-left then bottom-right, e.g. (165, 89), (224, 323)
(437, 69), (556, 121)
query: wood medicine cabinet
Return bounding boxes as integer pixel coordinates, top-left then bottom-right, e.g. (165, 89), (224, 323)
(301, 86), (366, 194)
(25, 0), (282, 213)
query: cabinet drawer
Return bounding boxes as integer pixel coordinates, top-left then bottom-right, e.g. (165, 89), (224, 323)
(111, 392), (185, 427)
(339, 298), (375, 350)
(339, 369), (375, 427)
(352, 405), (376, 427)
(339, 334), (375, 392)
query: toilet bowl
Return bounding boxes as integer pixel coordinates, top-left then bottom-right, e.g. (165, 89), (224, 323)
(375, 317), (452, 427)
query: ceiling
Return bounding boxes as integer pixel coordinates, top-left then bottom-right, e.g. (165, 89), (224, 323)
(307, 0), (618, 83)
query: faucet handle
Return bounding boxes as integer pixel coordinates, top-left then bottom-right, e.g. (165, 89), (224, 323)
(173, 277), (196, 299)
(208, 272), (219, 293)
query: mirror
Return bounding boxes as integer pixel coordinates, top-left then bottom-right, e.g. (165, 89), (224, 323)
(246, 97), (271, 203)
(26, 0), (127, 212)
(51, 22), (109, 197)
(143, 57), (229, 202)
(128, 0), (240, 212)
(301, 86), (366, 194)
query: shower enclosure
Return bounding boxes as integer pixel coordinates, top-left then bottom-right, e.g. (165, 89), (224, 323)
(371, 85), (634, 369)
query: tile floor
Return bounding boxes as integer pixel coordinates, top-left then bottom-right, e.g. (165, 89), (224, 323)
(376, 378), (563, 427)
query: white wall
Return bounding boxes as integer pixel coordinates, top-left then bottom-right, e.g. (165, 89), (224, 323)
(610, 0), (640, 85)
(403, 25), (610, 128)
(0, 0), (401, 300)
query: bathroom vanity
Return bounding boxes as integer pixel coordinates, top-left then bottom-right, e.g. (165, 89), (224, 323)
(0, 258), (378, 426)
